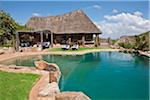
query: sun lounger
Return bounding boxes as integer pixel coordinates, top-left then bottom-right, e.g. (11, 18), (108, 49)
(62, 44), (70, 50)
(43, 42), (50, 48)
(71, 44), (79, 50)
(20, 42), (29, 47)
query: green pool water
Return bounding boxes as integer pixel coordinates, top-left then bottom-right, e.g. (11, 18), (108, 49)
(0, 52), (149, 100)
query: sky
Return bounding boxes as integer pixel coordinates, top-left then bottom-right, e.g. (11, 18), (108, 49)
(0, 1), (149, 39)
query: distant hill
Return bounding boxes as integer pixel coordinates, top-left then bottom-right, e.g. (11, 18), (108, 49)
(115, 31), (150, 51)
(115, 36), (136, 45)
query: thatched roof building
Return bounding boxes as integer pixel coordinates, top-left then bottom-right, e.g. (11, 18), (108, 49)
(26, 10), (101, 34)
(16, 10), (102, 50)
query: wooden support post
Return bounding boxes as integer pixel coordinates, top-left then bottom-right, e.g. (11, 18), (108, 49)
(16, 32), (20, 51)
(82, 34), (85, 46)
(99, 35), (101, 46)
(40, 31), (43, 50)
(51, 33), (53, 47)
(68, 37), (71, 45)
(40, 31), (43, 45)
(95, 34), (99, 47)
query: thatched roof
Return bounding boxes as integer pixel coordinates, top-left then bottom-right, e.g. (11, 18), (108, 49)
(26, 10), (101, 34)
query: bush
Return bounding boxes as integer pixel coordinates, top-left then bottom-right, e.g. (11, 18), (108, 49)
(118, 43), (135, 49)
(112, 40), (117, 45)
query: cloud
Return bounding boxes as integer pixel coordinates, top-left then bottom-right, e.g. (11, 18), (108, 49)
(32, 13), (40, 16)
(134, 11), (143, 16)
(112, 9), (119, 14)
(95, 11), (150, 39)
(84, 4), (101, 10)
(92, 5), (101, 10)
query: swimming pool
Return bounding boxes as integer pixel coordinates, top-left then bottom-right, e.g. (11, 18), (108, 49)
(0, 52), (149, 100)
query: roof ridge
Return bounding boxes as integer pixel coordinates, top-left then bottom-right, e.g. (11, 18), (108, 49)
(30, 9), (84, 19)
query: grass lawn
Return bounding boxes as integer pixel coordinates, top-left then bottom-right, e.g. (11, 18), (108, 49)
(0, 71), (39, 100)
(49, 46), (112, 52)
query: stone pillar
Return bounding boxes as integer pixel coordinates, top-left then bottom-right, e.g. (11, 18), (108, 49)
(82, 34), (85, 46)
(16, 32), (20, 51)
(51, 33), (53, 47)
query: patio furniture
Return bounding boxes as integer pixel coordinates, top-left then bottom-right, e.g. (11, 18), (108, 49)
(43, 42), (50, 49)
(20, 42), (30, 47)
(71, 44), (79, 50)
(62, 44), (70, 50)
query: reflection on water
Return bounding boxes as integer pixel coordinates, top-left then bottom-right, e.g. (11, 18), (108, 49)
(0, 55), (43, 67)
(107, 52), (134, 61)
(0, 52), (149, 100)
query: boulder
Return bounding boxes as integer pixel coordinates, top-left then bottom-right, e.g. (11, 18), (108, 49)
(39, 82), (60, 97)
(48, 63), (61, 83)
(34, 61), (59, 71)
(45, 64), (57, 72)
(55, 92), (90, 100)
(49, 71), (57, 83)
(34, 61), (61, 83)
(34, 60), (49, 70)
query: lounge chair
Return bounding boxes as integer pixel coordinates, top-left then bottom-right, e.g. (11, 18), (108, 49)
(20, 43), (29, 47)
(43, 42), (50, 49)
(62, 44), (70, 50)
(71, 44), (79, 50)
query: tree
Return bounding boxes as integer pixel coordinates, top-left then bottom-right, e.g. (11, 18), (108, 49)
(0, 10), (26, 48)
(0, 10), (18, 47)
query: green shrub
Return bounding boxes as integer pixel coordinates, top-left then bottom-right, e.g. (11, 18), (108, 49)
(112, 40), (117, 45)
(118, 43), (135, 49)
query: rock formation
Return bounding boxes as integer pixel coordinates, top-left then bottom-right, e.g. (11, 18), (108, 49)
(39, 82), (60, 97)
(34, 60), (49, 70)
(34, 60), (61, 83)
(34, 60), (90, 100)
